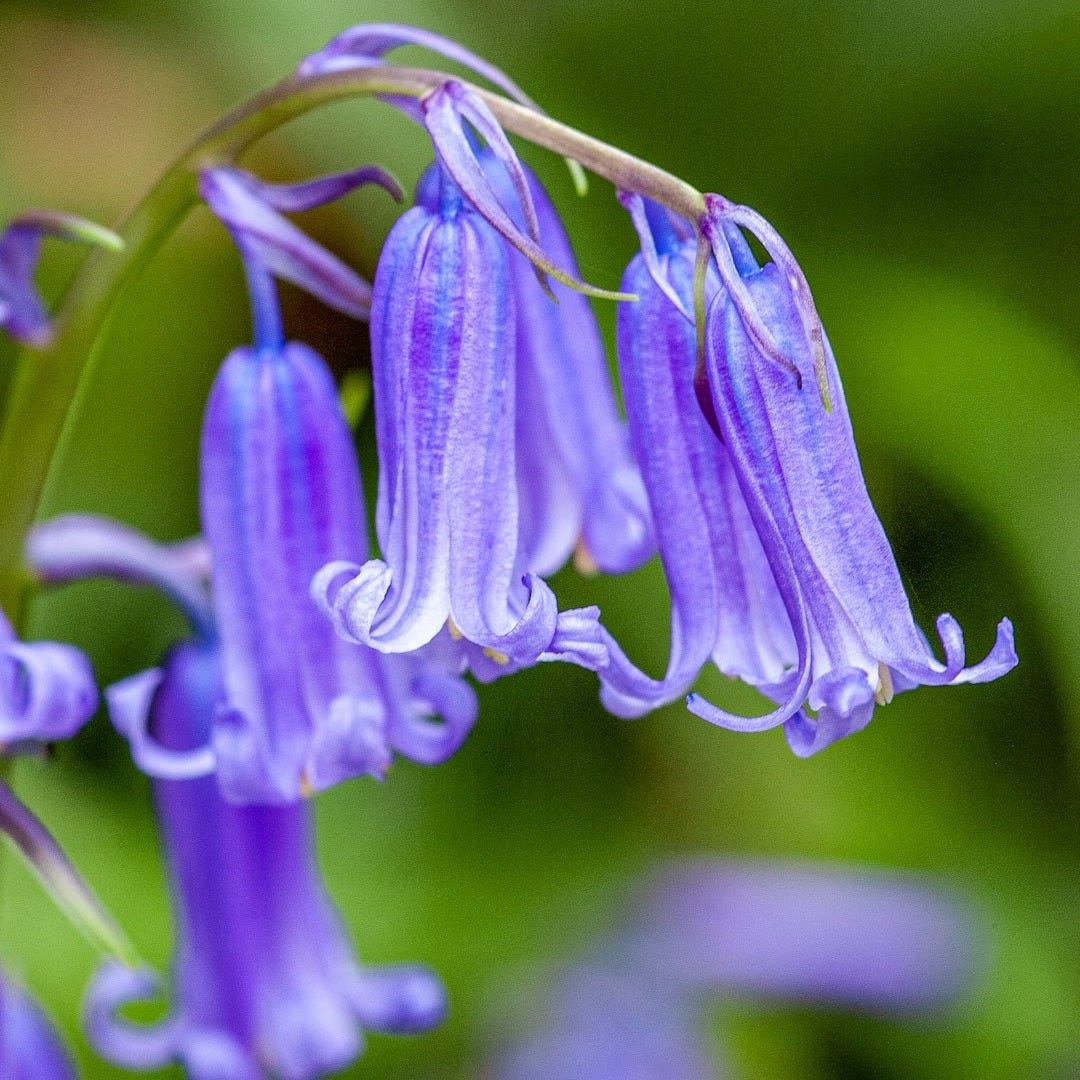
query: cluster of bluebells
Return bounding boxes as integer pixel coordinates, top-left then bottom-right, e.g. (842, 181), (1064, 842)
(0, 21), (1018, 1080)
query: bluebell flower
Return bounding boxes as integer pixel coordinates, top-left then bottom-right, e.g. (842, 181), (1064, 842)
(687, 195), (1017, 753)
(495, 966), (716, 1080)
(601, 195), (1015, 753)
(85, 638), (446, 1080)
(493, 860), (976, 1080)
(413, 152), (653, 578)
(26, 166), (478, 804)
(598, 199), (794, 720)
(0, 968), (78, 1080)
(316, 164), (608, 675)
(0, 211), (121, 347)
(196, 167), (475, 801)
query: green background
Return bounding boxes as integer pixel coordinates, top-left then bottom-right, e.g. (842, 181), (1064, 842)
(1, 0), (1078, 1076)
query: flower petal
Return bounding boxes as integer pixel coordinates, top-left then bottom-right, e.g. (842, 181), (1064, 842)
(84, 963), (178, 1071)
(28, 514), (212, 635)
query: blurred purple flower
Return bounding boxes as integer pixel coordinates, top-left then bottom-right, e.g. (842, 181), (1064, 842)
(86, 638), (445, 1080)
(316, 164), (608, 676)
(493, 860), (977, 1080)
(0, 605), (96, 755)
(0, 211), (120, 347)
(0, 969), (78, 1080)
(496, 966), (717, 1080)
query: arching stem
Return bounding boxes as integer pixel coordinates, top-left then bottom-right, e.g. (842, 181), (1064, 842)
(0, 64), (705, 615)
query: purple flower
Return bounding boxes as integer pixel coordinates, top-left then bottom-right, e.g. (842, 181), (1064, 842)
(26, 166), (478, 803)
(185, 167), (476, 801)
(686, 196), (1017, 754)
(628, 860), (976, 1009)
(197, 336), (475, 801)
(598, 200), (793, 720)
(0, 605), (96, 755)
(413, 152), (652, 578)
(495, 967), (716, 1080)
(86, 639), (446, 1080)
(0, 211), (120, 347)
(492, 860), (977, 1080)
(0, 969), (78, 1080)
(316, 165), (608, 676)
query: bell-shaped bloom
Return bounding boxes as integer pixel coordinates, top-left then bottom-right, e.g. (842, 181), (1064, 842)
(626, 860), (976, 1009)
(317, 166), (607, 676)
(494, 967), (716, 1080)
(688, 196), (1016, 754)
(146, 166), (476, 802)
(197, 338), (476, 801)
(598, 200), (794, 720)
(86, 639), (446, 1080)
(0, 969), (78, 1080)
(0, 605), (96, 755)
(413, 153), (652, 577)
(0, 211), (120, 347)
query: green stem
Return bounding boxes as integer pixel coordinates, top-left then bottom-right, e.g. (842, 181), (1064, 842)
(0, 64), (705, 615)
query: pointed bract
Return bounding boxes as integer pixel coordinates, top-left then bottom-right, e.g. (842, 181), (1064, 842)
(0, 211), (121, 347)
(0, 780), (135, 963)
(199, 167), (390, 322)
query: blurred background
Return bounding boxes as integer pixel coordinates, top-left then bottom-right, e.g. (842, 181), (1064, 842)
(1, 0), (1078, 1076)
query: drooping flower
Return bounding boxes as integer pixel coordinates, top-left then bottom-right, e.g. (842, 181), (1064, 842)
(0, 968), (78, 1080)
(85, 638), (446, 1080)
(0, 211), (120, 347)
(194, 167), (476, 801)
(26, 167), (478, 805)
(598, 198), (794, 720)
(495, 966), (716, 1080)
(685, 195), (1017, 754)
(316, 163), (608, 676)
(493, 860), (976, 1080)
(413, 150), (653, 578)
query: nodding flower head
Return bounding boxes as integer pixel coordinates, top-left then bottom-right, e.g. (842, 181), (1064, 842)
(198, 163), (474, 802)
(315, 163), (608, 679)
(413, 151), (653, 579)
(86, 639), (446, 1080)
(681, 196), (1017, 754)
(598, 198), (794, 721)
(28, 165), (478, 804)
(0, 210), (121, 348)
